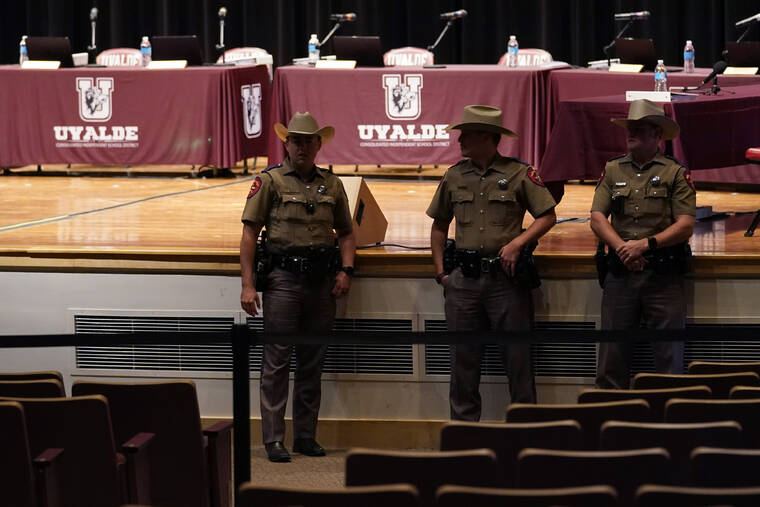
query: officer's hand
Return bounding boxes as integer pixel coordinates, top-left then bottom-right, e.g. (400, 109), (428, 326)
(332, 271), (352, 298)
(616, 239), (648, 264)
(623, 257), (647, 271)
(241, 285), (261, 316)
(498, 242), (521, 276)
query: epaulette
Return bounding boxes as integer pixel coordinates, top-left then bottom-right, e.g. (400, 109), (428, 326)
(663, 154), (686, 166)
(317, 165), (334, 174)
(262, 163), (282, 173)
(607, 154), (626, 162)
(451, 158), (468, 168)
(503, 156), (531, 166)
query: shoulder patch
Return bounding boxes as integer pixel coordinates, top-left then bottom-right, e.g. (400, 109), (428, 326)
(683, 169), (695, 191)
(262, 163), (282, 173)
(607, 154), (626, 162)
(247, 176), (263, 199)
(526, 167), (545, 187)
(596, 167), (606, 188)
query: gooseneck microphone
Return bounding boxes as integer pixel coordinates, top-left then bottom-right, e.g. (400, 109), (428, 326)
(440, 9), (467, 21)
(329, 13), (356, 22)
(701, 60), (728, 86)
(735, 12), (760, 27)
(87, 6), (98, 60)
(217, 6), (228, 62)
(614, 10), (650, 21)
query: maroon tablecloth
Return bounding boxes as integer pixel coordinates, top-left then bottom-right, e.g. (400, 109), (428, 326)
(267, 65), (554, 168)
(0, 64), (271, 167)
(540, 84), (760, 187)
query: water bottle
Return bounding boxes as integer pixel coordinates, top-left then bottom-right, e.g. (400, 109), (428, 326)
(140, 36), (152, 67)
(654, 59), (667, 91)
(19, 35), (28, 66)
(507, 35), (519, 68)
(308, 33), (320, 65)
(683, 40), (695, 73)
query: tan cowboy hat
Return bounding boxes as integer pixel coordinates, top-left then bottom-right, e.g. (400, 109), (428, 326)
(445, 105), (518, 138)
(611, 99), (680, 140)
(274, 112), (335, 143)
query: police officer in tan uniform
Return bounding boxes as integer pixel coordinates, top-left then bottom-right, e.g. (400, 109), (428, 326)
(427, 105), (557, 420)
(240, 112), (356, 462)
(591, 99), (696, 389)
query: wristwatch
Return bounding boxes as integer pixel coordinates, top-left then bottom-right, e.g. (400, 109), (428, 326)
(435, 272), (447, 285)
(647, 236), (658, 251)
(340, 266), (355, 277)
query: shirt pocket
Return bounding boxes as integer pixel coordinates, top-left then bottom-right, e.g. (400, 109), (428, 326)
(611, 187), (631, 215)
(487, 190), (518, 225)
(452, 190), (474, 225)
(643, 185), (669, 215)
(314, 194), (336, 223)
(281, 192), (310, 222)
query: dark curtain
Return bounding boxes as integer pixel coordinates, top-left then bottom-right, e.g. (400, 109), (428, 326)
(2, 0), (758, 67)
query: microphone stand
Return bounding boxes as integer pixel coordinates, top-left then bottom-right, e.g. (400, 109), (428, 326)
(215, 17), (226, 63)
(427, 20), (454, 53)
(87, 17), (97, 64)
(602, 19), (634, 67)
(319, 22), (344, 49)
(736, 21), (757, 43)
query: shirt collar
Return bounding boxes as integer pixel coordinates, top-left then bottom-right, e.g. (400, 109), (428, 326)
(620, 151), (666, 170)
(282, 157), (325, 180)
(460, 154), (508, 175)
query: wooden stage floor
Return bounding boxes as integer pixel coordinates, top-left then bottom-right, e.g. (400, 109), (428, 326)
(1, 170), (760, 278)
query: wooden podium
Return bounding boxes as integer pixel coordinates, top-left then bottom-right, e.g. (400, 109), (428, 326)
(338, 176), (388, 246)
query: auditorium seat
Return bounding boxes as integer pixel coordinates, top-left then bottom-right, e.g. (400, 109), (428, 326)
(0, 370), (63, 383)
(96, 48), (142, 67)
(345, 448), (501, 506)
(0, 379), (65, 398)
(746, 147), (760, 163)
(665, 398), (760, 448)
(635, 484), (760, 506)
(436, 484), (618, 507)
(690, 447), (760, 487)
(0, 401), (63, 507)
(506, 400), (651, 449)
(440, 420), (582, 486)
(517, 448), (670, 507)
(7, 395), (152, 507)
(217, 47), (273, 78)
(72, 380), (232, 507)
(497, 48), (553, 66)
(599, 421), (742, 484)
(632, 372), (760, 398)
(578, 386), (711, 421)
(237, 483), (419, 507)
(730, 385), (760, 399)
(383, 47), (434, 66)
(688, 360), (760, 376)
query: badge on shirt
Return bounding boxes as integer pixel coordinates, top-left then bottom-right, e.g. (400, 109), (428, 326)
(527, 167), (545, 187)
(317, 185), (327, 194)
(649, 175), (661, 187)
(247, 176), (262, 199)
(497, 178), (508, 189)
(684, 169), (695, 191)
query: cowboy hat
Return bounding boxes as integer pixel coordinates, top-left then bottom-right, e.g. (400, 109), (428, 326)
(445, 105), (518, 138)
(611, 99), (680, 140)
(274, 112), (335, 143)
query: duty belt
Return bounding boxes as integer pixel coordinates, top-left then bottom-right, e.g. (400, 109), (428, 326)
(271, 254), (314, 274)
(454, 249), (502, 278)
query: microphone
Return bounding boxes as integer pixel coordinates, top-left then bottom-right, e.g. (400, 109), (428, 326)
(218, 6), (227, 19)
(614, 10), (650, 21)
(329, 13), (356, 22)
(440, 9), (467, 21)
(736, 12), (760, 27)
(89, 7), (98, 21)
(701, 60), (728, 85)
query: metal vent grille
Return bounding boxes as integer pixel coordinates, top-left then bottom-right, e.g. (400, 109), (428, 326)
(424, 320), (597, 377)
(75, 315), (234, 371)
(247, 317), (414, 375)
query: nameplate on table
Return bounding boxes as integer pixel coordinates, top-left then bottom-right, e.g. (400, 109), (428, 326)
(22, 60), (61, 69)
(625, 91), (671, 102)
(609, 63), (644, 73)
(147, 60), (188, 69)
(230, 54), (274, 66)
(724, 66), (759, 75)
(315, 59), (356, 69)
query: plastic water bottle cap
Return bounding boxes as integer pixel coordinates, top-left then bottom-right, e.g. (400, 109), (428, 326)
(142, 36), (149, 43)
(686, 40), (692, 45)
(509, 35), (516, 40)
(657, 59), (663, 64)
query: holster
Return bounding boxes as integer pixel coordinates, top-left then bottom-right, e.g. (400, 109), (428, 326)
(442, 238), (457, 274)
(254, 230), (271, 292)
(513, 240), (541, 289)
(594, 241), (608, 288)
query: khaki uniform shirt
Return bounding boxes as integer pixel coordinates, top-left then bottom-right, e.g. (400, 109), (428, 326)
(426, 155), (556, 255)
(591, 152), (696, 240)
(241, 158), (353, 253)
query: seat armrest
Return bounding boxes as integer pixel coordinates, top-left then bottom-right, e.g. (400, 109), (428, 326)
(121, 432), (154, 505)
(204, 421), (232, 507)
(33, 448), (64, 507)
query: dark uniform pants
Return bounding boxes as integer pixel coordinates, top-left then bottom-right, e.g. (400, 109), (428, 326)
(261, 268), (335, 444)
(597, 270), (685, 389)
(444, 267), (537, 421)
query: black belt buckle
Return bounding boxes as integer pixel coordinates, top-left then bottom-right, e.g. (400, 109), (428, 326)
(297, 256), (311, 273)
(480, 258), (491, 274)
